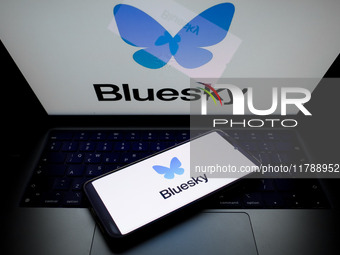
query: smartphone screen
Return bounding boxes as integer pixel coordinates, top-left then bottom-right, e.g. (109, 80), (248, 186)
(85, 130), (258, 237)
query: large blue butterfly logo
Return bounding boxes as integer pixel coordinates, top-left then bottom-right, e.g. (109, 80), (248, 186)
(153, 157), (184, 179)
(113, 3), (235, 69)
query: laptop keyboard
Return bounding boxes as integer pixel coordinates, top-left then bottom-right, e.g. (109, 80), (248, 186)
(20, 129), (330, 209)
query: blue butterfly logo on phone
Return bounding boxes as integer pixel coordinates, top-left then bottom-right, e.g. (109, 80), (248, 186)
(153, 157), (184, 179)
(113, 3), (235, 69)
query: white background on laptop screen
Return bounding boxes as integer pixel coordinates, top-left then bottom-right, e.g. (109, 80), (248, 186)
(0, 0), (339, 114)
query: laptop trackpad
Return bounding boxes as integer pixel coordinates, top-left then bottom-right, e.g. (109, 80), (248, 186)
(91, 212), (258, 255)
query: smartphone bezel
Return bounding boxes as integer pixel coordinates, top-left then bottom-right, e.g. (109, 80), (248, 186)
(84, 129), (260, 238)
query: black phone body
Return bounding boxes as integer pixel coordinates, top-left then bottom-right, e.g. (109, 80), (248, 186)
(84, 130), (259, 239)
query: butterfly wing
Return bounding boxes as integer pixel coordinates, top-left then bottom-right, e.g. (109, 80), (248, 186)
(174, 3), (235, 68)
(170, 157), (182, 168)
(153, 165), (176, 179)
(114, 4), (166, 47)
(170, 157), (184, 176)
(177, 3), (235, 47)
(114, 4), (172, 68)
(133, 45), (171, 69)
(153, 165), (170, 175)
(174, 47), (213, 69)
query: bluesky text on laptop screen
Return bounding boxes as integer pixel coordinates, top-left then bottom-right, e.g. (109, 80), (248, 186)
(1, 0), (339, 115)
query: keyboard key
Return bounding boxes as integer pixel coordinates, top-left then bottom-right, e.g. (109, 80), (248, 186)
(50, 132), (73, 140)
(114, 142), (130, 151)
(126, 131), (140, 140)
(258, 141), (275, 151)
(20, 129), (330, 209)
(53, 178), (71, 190)
(176, 131), (190, 141)
(259, 179), (276, 191)
(159, 132), (175, 140)
(150, 142), (167, 152)
(47, 141), (62, 151)
(228, 131), (241, 140)
(79, 142), (95, 152)
(61, 142), (79, 152)
(91, 132), (107, 140)
(43, 191), (64, 206)
(86, 165), (104, 176)
(63, 192), (82, 206)
(284, 194), (305, 208)
(142, 131), (158, 140)
(243, 193), (264, 208)
(240, 141), (258, 151)
(66, 153), (85, 163)
(96, 142), (113, 151)
(120, 153), (134, 164)
(105, 165), (121, 173)
(102, 153), (120, 163)
(72, 178), (85, 190)
(264, 132), (279, 140)
(84, 153), (102, 164)
(132, 142), (149, 151)
(262, 193), (284, 208)
(218, 194), (243, 208)
(74, 132), (90, 141)
(107, 132), (124, 140)
(130, 152), (142, 161)
(248, 132), (264, 140)
(67, 165), (85, 176)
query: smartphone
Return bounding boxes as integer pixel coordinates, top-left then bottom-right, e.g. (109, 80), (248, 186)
(84, 130), (258, 238)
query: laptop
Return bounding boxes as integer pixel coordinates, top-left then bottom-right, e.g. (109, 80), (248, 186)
(2, 0), (340, 254)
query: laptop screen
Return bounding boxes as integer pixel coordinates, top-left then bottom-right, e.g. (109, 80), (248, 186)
(1, 0), (339, 115)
